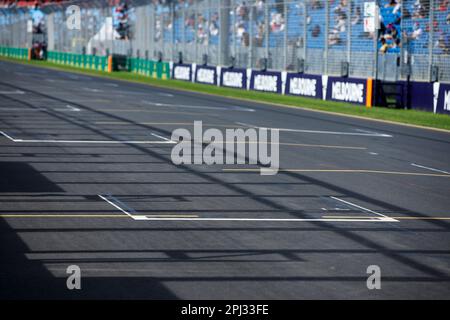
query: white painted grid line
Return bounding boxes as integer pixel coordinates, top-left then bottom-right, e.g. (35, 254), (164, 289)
(0, 90), (25, 94)
(158, 92), (174, 97)
(98, 195), (135, 220)
(98, 193), (396, 223)
(150, 132), (173, 142)
(330, 196), (398, 222)
(0, 130), (16, 142)
(0, 131), (175, 144)
(54, 105), (81, 112)
(411, 163), (450, 175)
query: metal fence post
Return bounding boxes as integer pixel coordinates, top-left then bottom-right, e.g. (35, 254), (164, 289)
(265, 1), (269, 65)
(428, 0), (435, 81)
(208, 0), (211, 65)
(194, 1), (198, 63)
(303, 1), (307, 69)
(171, 2), (175, 61)
(283, 2), (288, 70)
(347, 0), (351, 68)
(324, 0), (329, 75)
(182, 6), (186, 62)
(249, 3), (253, 69)
(234, 3), (237, 65)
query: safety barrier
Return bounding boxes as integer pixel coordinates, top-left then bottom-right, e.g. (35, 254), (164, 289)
(173, 63), (450, 115)
(0, 47), (29, 60)
(47, 51), (109, 72)
(127, 58), (170, 80)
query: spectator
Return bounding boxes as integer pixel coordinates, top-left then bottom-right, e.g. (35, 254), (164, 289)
(379, 37), (391, 53)
(209, 13), (219, 37)
(412, 0), (428, 19)
(311, 24), (321, 37)
(255, 22), (265, 47)
(439, 0), (449, 12)
(437, 33), (450, 54)
(270, 12), (285, 33)
(352, 6), (362, 25)
(385, 0), (397, 9)
(393, 0), (402, 15)
(311, 0), (323, 10)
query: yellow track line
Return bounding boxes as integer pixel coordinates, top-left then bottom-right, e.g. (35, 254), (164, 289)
(323, 216), (380, 219)
(391, 217), (450, 220)
(0, 214), (198, 218)
(134, 215), (199, 218)
(0, 214), (128, 218)
(323, 215), (450, 220)
(222, 169), (450, 177)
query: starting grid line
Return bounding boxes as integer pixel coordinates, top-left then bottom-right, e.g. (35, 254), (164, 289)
(98, 194), (398, 223)
(0, 130), (175, 144)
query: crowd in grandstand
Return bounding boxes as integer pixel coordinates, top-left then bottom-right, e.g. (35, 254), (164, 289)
(0, 0), (449, 55)
(112, 1), (131, 40)
(0, 0), (64, 8)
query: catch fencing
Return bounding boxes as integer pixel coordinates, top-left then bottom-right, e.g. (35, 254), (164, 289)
(0, 0), (449, 83)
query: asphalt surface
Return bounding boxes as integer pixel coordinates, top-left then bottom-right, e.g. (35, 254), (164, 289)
(0, 60), (449, 299)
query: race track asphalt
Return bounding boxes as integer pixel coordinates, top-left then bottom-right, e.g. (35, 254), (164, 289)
(0, 60), (449, 299)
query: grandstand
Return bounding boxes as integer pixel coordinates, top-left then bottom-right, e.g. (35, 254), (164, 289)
(144, 0), (449, 81)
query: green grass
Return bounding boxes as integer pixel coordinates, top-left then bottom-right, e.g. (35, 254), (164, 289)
(2, 56), (450, 131)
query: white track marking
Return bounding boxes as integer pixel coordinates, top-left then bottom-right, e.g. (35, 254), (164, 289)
(231, 106), (255, 112)
(55, 104), (80, 112)
(104, 83), (119, 87)
(330, 196), (398, 222)
(0, 131), (175, 144)
(98, 195), (196, 221)
(259, 127), (392, 137)
(158, 92), (174, 97)
(150, 132), (173, 142)
(411, 163), (450, 175)
(128, 216), (392, 222)
(82, 87), (102, 93)
(0, 131), (16, 141)
(355, 128), (391, 136)
(98, 195), (135, 219)
(99, 192), (394, 223)
(10, 139), (175, 144)
(143, 101), (225, 110)
(236, 122), (392, 137)
(235, 122), (258, 128)
(0, 90), (25, 95)
(142, 101), (254, 112)
(65, 105), (80, 112)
